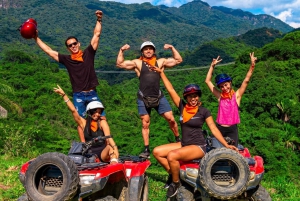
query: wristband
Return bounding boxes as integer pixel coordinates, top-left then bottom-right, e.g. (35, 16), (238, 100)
(64, 98), (70, 103)
(110, 158), (118, 163)
(175, 136), (181, 142)
(62, 93), (66, 97)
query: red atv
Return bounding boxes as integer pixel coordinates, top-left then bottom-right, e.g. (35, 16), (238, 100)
(168, 135), (272, 201)
(17, 136), (150, 201)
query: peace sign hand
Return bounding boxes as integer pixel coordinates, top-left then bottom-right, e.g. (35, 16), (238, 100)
(211, 56), (222, 67)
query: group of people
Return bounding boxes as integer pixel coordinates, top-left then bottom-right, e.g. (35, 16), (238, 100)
(32, 10), (257, 198)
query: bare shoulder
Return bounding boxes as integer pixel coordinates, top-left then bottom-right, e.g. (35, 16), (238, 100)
(156, 58), (166, 68)
(133, 59), (142, 70)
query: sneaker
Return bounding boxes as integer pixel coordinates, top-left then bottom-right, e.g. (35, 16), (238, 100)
(167, 181), (181, 198)
(139, 150), (150, 159)
(163, 174), (172, 189)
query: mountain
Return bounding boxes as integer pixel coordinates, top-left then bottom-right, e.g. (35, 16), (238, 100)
(0, 0), (293, 84)
(160, 0), (292, 36)
(0, 0), (293, 53)
(183, 27), (284, 66)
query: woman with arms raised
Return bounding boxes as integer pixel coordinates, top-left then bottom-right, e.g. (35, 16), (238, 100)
(149, 67), (238, 198)
(205, 53), (257, 146)
(54, 85), (119, 164)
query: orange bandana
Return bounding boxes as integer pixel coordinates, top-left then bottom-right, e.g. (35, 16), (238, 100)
(139, 55), (157, 66)
(221, 89), (235, 99)
(71, 50), (84, 62)
(182, 104), (199, 123)
(90, 120), (98, 132)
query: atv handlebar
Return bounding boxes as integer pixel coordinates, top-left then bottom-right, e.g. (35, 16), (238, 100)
(82, 135), (112, 154)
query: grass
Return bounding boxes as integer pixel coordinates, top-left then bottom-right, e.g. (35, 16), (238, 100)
(0, 155), (299, 201)
(0, 155), (29, 201)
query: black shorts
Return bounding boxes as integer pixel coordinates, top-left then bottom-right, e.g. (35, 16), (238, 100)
(90, 144), (106, 162)
(216, 124), (238, 147)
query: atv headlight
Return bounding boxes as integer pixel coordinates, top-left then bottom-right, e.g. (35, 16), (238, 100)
(250, 171), (255, 180)
(80, 175), (96, 185)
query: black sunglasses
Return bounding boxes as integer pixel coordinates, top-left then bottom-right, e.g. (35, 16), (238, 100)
(67, 41), (78, 48)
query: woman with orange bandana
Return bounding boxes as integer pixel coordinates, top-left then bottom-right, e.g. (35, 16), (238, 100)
(205, 52), (257, 146)
(149, 66), (237, 198)
(53, 85), (119, 164)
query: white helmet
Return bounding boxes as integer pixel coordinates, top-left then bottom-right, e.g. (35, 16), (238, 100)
(140, 41), (155, 51)
(86, 101), (104, 113)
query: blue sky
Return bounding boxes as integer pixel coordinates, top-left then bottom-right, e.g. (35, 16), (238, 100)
(100, 0), (300, 28)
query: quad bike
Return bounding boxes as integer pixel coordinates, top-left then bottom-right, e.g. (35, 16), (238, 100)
(168, 135), (272, 201)
(17, 135), (150, 201)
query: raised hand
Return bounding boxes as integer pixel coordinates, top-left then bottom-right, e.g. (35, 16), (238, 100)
(163, 44), (173, 50)
(95, 10), (103, 19)
(250, 52), (257, 67)
(211, 56), (222, 67)
(120, 44), (130, 52)
(53, 85), (65, 96)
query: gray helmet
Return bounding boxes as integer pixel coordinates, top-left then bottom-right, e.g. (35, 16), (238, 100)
(140, 41), (155, 51)
(86, 101), (104, 113)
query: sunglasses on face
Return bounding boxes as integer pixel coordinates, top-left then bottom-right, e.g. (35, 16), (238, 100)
(67, 41), (78, 48)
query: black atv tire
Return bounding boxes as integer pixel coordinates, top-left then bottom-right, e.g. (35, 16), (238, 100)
(199, 147), (250, 200)
(25, 152), (79, 201)
(95, 195), (118, 201)
(17, 193), (28, 201)
(247, 185), (272, 201)
(140, 175), (149, 201)
(176, 181), (195, 201)
(127, 175), (149, 201)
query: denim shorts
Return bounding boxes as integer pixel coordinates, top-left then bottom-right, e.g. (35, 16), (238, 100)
(137, 96), (172, 115)
(73, 90), (106, 118)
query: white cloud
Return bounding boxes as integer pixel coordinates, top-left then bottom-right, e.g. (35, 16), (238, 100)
(271, 9), (292, 22)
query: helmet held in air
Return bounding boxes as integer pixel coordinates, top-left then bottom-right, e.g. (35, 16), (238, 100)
(25, 18), (37, 26)
(183, 84), (202, 99)
(19, 18), (37, 39)
(215, 73), (232, 86)
(140, 41), (156, 51)
(86, 101), (104, 114)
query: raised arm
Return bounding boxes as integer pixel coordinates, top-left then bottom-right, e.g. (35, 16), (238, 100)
(149, 66), (180, 107)
(236, 52), (257, 103)
(34, 32), (59, 62)
(116, 44), (138, 70)
(53, 85), (85, 134)
(205, 56), (222, 99)
(161, 44), (183, 68)
(206, 116), (238, 151)
(90, 10), (103, 50)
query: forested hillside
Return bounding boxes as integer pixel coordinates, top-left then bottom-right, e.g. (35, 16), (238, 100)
(0, 30), (299, 200)
(0, 0), (293, 59)
(182, 27), (285, 67)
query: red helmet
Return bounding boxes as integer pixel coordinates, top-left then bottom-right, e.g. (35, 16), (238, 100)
(19, 18), (37, 39)
(25, 18), (37, 26)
